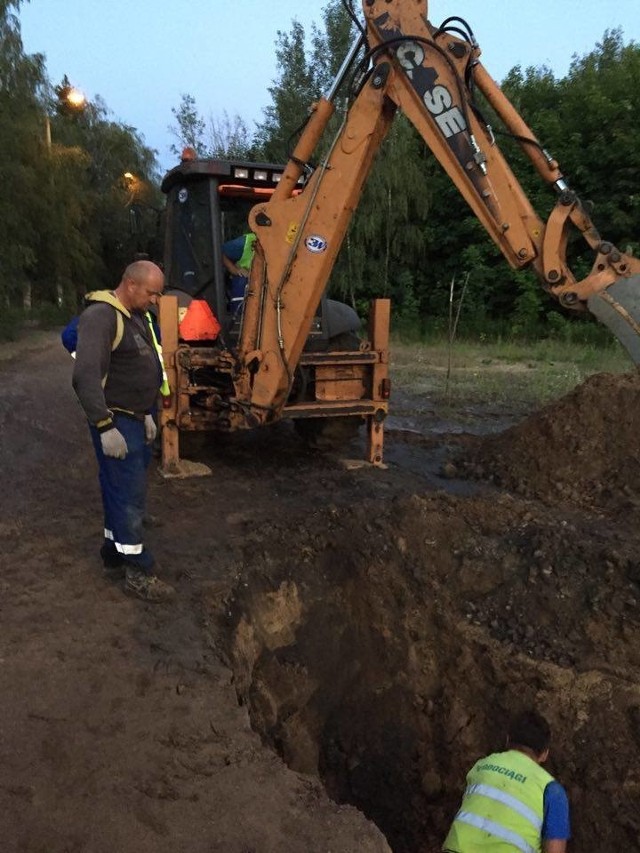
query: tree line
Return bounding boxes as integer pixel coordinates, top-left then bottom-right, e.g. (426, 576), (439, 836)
(3, 0), (639, 345)
(0, 0), (160, 338)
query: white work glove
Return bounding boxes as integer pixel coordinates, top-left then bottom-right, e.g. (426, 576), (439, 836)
(100, 428), (128, 459)
(144, 414), (157, 444)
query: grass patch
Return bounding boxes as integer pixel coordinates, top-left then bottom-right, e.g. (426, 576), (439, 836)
(389, 336), (632, 411)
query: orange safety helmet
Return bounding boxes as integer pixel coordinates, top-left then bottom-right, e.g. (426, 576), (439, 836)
(179, 299), (221, 342)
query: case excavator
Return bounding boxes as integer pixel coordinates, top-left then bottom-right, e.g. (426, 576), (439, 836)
(158, 0), (640, 475)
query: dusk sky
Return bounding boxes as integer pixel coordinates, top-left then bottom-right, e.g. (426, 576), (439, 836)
(19, 0), (640, 173)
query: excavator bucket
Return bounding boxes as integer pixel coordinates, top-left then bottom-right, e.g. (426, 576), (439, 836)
(587, 274), (640, 366)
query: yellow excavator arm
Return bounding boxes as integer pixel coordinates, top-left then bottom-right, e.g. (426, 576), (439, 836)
(232, 0), (640, 423)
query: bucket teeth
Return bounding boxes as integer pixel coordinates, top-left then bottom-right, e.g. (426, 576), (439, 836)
(587, 274), (640, 366)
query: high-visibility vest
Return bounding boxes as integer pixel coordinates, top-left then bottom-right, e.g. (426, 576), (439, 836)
(237, 233), (256, 270)
(443, 750), (554, 853)
(145, 312), (170, 396)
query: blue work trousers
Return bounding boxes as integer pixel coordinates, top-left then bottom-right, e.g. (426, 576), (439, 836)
(89, 413), (154, 573)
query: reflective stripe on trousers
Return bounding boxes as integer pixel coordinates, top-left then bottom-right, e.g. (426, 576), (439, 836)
(104, 528), (143, 554)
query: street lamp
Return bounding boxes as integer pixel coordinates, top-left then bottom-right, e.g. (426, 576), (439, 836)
(45, 85), (86, 150)
(64, 87), (86, 110)
(42, 83), (87, 309)
(123, 172), (157, 209)
(121, 172), (161, 258)
(123, 171), (140, 206)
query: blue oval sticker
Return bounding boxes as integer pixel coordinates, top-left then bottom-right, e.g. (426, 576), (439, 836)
(305, 235), (327, 253)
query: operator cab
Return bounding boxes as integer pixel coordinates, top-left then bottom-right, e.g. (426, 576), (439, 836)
(161, 151), (360, 345)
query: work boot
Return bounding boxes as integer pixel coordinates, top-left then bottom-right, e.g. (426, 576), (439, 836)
(124, 568), (175, 603)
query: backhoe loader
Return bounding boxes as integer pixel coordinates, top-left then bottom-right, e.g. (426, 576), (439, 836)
(158, 0), (640, 475)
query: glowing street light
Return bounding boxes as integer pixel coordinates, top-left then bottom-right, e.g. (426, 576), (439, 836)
(45, 84), (87, 150)
(122, 171), (145, 211)
(64, 87), (86, 111)
(123, 171), (138, 197)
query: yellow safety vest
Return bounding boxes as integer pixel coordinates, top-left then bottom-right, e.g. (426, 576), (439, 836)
(145, 312), (170, 396)
(443, 750), (554, 853)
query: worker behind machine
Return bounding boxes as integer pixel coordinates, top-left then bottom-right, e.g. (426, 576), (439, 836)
(222, 232), (256, 316)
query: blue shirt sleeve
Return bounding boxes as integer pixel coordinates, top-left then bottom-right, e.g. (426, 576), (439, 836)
(222, 235), (246, 262)
(542, 780), (571, 840)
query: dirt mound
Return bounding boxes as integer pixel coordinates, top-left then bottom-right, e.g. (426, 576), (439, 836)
(457, 371), (640, 509)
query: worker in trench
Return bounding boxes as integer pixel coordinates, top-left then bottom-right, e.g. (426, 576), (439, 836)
(442, 709), (570, 852)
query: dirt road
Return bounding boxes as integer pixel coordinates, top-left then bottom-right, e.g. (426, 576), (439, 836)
(2, 333), (640, 852)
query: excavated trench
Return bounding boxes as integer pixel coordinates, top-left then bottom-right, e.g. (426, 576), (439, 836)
(224, 505), (463, 852)
(220, 372), (640, 852)
(222, 493), (640, 852)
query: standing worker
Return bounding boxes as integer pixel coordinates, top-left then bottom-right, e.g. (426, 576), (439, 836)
(443, 710), (570, 853)
(222, 232), (256, 315)
(72, 260), (174, 602)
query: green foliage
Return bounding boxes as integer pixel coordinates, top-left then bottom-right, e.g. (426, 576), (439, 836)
(330, 115), (432, 308)
(209, 111), (254, 159)
(0, 3), (162, 319)
(559, 30), (640, 249)
(0, 1), (46, 307)
(0, 305), (24, 341)
(169, 93), (207, 156)
(392, 269), (423, 339)
(310, 0), (355, 93)
(251, 10), (640, 346)
(254, 19), (318, 162)
(510, 270), (545, 338)
(31, 300), (68, 329)
(255, 1), (356, 162)
(169, 94), (257, 160)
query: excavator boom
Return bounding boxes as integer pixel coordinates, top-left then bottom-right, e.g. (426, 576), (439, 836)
(158, 0), (640, 474)
(236, 0), (640, 421)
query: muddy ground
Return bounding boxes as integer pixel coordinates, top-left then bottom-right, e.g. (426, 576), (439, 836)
(1, 333), (640, 852)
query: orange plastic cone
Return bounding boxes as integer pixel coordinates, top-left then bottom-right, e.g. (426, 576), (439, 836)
(179, 299), (221, 341)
